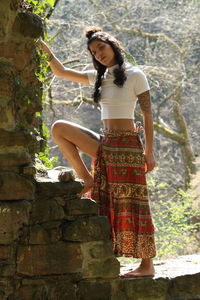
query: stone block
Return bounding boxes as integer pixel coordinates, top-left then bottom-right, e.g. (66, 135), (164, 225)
(0, 264), (15, 276)
(42, 221), (62, 243)
(23, 164), (36, 176)
(30, 199), (65, 224)
(78, 280), (112, 300)
(0, 172), (35, 200)
(0, 151), (32, 167)
(0, 9), (10, 37)
(168, 273), (200, 298)
(123, 277), (169, 300)
(12, 12), (43, 38)
(0, 245), (15, 276)
(13, 279), (77, 300)
(81, 241), (120, 279)
(62, 216), (110, 242)
(17, 243), (82, 276)
(0, 201), (31, 244)
(10, 0), (20, 11)
(10, 286), (37, 300)
(0, 129), (35, 151)
(0, 278), (15, 299)
(36, 179), (83, 198)
(0, 76), (14, 99)
(0, 99), (15, 130)
(0, 41), (38, 71)
(29, 225), (50, 244)
(42, 280), (77, 300)
(0, 245), (14, 262)
(64, 197), (98, 216)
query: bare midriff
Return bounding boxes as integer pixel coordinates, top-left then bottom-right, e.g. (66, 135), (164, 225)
(103, 119), (135, 131)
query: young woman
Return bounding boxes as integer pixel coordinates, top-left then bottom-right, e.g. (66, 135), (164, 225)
(38, 26), (156, 278)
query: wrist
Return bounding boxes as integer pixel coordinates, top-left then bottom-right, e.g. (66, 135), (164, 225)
(48, 53), (55, 62)
(144, 150), (154, 156)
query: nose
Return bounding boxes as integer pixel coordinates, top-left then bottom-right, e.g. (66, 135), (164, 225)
(95, 50), (103, 61)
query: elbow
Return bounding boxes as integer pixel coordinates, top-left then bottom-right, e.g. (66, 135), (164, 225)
(51, 66), (66, 78)
(142, 110), (153, 120)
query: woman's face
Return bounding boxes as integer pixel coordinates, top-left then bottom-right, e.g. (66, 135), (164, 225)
(89, 40), (117, 67)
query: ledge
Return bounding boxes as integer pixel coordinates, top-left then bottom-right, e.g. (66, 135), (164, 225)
(78, 254), (200, 300)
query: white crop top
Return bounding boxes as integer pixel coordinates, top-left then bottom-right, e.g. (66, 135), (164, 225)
(86, 63), (150, 120)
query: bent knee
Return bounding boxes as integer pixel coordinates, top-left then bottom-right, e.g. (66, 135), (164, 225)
(51, 120), (69, 137)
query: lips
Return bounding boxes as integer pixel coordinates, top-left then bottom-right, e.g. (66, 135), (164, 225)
(101, 56), (106, 62)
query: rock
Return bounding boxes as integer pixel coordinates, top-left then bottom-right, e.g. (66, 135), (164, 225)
(81, 241), (120, 279)
(0, 129), (35, 149)
(0, 71), (14, 99)
(10, 0), (20, 11)
(12, 12), (43, 38)
(0, 245), (15, 275)
(0, 201), (31, 244)
(17, 243), (82, 276)
(62, 216), (110, 242)
(29, 225), (50, 245)
(0, 151), (32, 167)
(42, 221), (62, 243)
(58, 169), (75, 182)
(122, 277), (169, 300)
(30, 198), (65, 224)
(0, 172), (35, 200)
(0, 245), (14, 262)
(36, 179), (83, 198)
(168, 273), (200, 298)
(13, 280), (77, 300)
(23, 164), (36, 176)
(0, 7), (10, 37)
(64, 197), (98, 216)
(78, 280), (112, 300)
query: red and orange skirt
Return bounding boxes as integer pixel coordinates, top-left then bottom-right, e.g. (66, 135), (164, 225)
(91, 129), (156, 258)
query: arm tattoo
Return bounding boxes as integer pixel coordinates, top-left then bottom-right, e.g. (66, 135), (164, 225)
(137, 91), (152, 114)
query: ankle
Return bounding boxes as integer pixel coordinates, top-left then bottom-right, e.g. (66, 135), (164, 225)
(140, 258), (154, 267)
(76, 171), (92, 181)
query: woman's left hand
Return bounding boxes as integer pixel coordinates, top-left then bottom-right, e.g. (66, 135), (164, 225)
(144, 152), (156, 173)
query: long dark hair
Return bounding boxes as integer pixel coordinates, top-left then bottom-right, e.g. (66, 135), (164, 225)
(84, 26), (127, 103)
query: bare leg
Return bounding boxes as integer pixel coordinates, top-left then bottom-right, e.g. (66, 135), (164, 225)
(120, 258), (155, 278)
(51, 120), (100, 196)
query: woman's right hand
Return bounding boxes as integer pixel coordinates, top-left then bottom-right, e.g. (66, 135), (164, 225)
(36, 39), (51, 56)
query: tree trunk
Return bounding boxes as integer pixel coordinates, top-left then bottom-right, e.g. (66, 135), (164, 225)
(172, 86), (196, 185)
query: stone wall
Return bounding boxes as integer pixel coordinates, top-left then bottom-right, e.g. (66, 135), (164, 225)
(0, 0), (43, 175)
(1, 175), (199, 300)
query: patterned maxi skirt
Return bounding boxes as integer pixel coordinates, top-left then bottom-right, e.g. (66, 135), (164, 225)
(91, 129), (156, 258)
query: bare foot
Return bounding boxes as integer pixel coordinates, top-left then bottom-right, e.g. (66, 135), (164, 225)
(77, 175), (94, 197)
(120, 259), (155, 278)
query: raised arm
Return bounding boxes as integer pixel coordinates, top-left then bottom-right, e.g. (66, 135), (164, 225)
(37, 40), (90, 85)
(137, 90), (156, 173)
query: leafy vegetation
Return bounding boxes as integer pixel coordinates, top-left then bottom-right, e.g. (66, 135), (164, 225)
(27, 0), (54, 17)
(148, 171), (199, 258)
(36, 122), (58, 168)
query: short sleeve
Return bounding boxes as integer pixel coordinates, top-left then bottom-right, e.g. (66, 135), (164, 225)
(85, 69), (97, 85)
(134, 68), (150, 96)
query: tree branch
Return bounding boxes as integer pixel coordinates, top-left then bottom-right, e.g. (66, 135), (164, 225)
(135, 110), (186, 144)
(113, 24), (182, 54)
